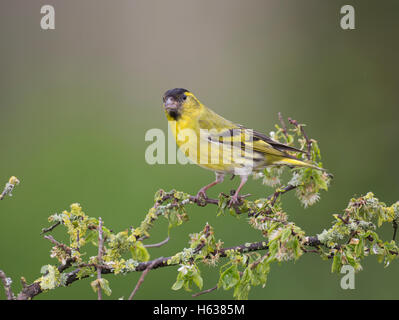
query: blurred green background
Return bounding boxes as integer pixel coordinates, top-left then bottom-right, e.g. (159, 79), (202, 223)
(1, 0), (398, 300)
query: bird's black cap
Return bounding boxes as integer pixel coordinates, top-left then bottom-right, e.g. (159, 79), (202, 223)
(163, 88), (189, 101)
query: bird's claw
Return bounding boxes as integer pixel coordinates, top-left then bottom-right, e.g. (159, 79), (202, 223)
(228, 194), (240, 208)
(195, 190), (208, 200)
(194, 189), (208, 206)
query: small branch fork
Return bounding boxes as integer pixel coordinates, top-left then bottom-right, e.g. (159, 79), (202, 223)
(44, 235), (72, 255)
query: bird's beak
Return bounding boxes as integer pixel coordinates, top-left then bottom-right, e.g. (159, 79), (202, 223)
(164, 97), (179, 112)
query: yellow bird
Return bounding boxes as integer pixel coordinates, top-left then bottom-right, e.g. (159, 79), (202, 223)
(163, 88), (323, 206)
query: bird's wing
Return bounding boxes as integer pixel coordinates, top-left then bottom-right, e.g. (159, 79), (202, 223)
(248, 128), (305, 154)
(199, 124), (303, 157)
(196, 107), (304, 159)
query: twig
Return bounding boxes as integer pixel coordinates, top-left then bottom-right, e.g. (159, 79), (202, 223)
(288, 118), (312, 161)
(188, 195), (219, 206)
(192, 224), (212, 255)
(250, 184), (297, 217)
(393, 220), (398, 242)
(41, 222), (60, 235)
(144, 236), (170, 248)
(57, 258), (76, 273)
(76, 230), (80, 252)
(0, 270), (15, 300)
(337, 214), (350, 225)
(269, 184), (297, 206)
(278, 112), (288, 139)
(0, 176), (20, 200)
(192, 285), (218, 297)
(249, 253), (269, 269)
(97, 217), (104, 300)
(44, 235), (72, 255)
(128, 257), (163, 300)
(43, 235), (76, 273)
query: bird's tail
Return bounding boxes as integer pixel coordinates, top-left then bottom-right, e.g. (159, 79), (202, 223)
(274, 157), (326, 171)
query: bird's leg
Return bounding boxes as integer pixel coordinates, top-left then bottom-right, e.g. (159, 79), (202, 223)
(195, 172), (225, 201)
(228, 175), (248, 207)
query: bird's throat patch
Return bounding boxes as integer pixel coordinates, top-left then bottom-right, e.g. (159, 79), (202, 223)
(167, 109), (181, 121)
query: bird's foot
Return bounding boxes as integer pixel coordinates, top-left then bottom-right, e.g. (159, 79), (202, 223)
(194, 189), (208, 206)
(228, 194), (240, 208)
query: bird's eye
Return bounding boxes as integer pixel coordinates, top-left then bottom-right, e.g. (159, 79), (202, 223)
(182, 95), (187, 101)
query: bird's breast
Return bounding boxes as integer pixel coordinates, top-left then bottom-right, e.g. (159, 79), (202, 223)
(168, 119), (268, 174)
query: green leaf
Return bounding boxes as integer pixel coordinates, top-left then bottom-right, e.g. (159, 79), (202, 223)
(218, 264), (240, 290)
(90, 278), (112, 296)
(217, 194), (228, 216)
(354, 237), (364, 257)
(331, 251), (342, 273)
(344, 250), (357, 268)
(90, 279), (100, 293)
(130, 241), (150, 262)
(99, 278), (112, 296)
(281, 227), (292, 242)
(192, 273), (203, 290)
(233, 281), (251, 300)
(171, 279), (184, 291)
